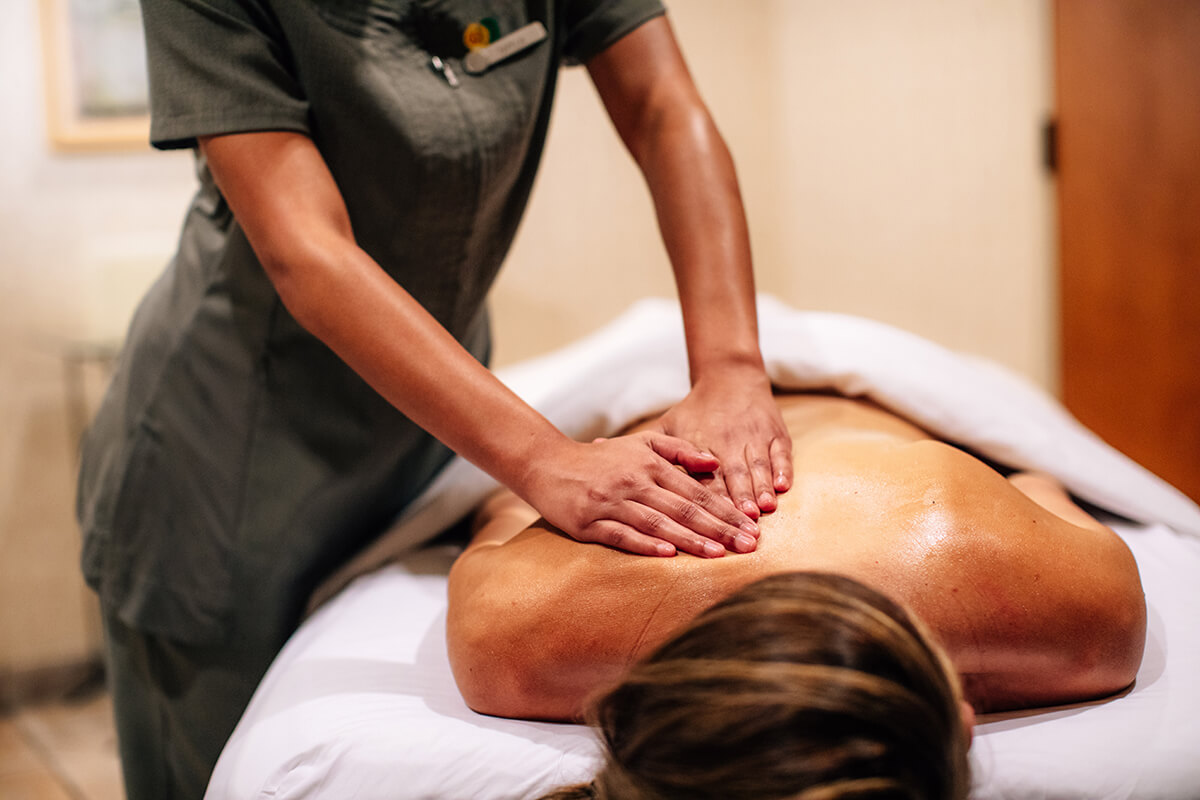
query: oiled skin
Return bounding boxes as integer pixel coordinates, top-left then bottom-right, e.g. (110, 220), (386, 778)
(447, 394), (1146, 721)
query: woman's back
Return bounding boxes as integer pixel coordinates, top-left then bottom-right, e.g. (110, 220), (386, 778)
(447, 394), (1146, 720)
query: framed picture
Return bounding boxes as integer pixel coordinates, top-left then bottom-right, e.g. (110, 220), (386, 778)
(39, 0), (150, 150)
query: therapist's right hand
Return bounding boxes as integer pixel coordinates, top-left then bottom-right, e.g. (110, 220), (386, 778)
(520, 432), (760, 558)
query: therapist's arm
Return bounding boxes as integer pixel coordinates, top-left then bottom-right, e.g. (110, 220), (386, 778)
(199, 131), (758, 557)
(588, 16), (793, 520)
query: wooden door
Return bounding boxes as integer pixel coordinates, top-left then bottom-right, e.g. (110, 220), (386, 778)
(1055, 0), (1200, 502)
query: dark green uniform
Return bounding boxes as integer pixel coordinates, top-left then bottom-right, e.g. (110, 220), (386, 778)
(77, 1), (664, 797)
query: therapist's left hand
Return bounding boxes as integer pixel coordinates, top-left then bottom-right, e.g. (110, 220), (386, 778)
(655, 364), (792, 520)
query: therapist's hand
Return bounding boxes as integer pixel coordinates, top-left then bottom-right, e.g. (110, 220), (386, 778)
(520, 431), (760, 558)
(655, 364), (792, 519)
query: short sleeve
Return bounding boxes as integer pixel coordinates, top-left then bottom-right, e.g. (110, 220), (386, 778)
(140, 0), (309, 150)
(560, 0), (666, 66)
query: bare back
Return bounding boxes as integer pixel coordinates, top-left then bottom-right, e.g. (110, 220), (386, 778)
(447, 394), (1146, 720)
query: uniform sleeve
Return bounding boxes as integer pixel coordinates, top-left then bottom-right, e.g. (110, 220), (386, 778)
(140, 0), (309, 150)
(560, 0), (666, 66)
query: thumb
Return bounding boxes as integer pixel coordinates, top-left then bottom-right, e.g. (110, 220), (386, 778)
(650, 434), (719, 473)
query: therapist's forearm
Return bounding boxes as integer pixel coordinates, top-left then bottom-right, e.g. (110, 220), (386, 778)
(637, 100), (764, 380)
(198, 133), (561, 489)
(285, 244), (564, 483)
(587, 17), (763, 381)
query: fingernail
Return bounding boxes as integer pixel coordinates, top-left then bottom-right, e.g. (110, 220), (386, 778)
(775, 472), (790, 491)
(740, 500), (759, 518)
(657, 543), (677, 557)
(740, 521), (759, 536)
(703, 542), (725, 558)
(735, 533), (756, 552)
(758, 491), (777, 511)
(699, 451), (716, 460)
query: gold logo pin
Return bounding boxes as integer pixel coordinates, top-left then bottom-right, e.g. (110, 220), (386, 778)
(464, 17), (501, 51)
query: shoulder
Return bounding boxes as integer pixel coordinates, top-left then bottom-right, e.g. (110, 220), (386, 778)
(446, 521), (670, 720)
(886, 460), (1147, 712)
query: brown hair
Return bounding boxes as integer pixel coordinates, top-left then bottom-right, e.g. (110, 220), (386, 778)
(539, 571), (971, 800)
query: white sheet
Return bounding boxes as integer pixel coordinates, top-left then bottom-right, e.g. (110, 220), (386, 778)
(208, 299), (1200, 800)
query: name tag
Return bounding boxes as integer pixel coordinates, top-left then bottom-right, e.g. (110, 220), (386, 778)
(463, 21), (548, 75)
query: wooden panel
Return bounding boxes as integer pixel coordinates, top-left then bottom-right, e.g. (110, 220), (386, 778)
(1056, 0), (1200, 502)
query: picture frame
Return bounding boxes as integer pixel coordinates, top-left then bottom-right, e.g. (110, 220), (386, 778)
(39, 0), (151, 151)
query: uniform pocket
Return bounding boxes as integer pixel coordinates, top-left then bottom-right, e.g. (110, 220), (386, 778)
(102, 416), (242, 645)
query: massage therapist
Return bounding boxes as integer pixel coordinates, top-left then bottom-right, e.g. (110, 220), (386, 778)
(76, 2), (791, 797)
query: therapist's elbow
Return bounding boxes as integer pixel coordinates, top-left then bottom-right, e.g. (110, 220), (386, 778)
(629, 99), (722, 170)
(255, 233), (358, 340)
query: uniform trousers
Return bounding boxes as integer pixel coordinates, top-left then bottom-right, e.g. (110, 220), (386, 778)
(102, 545), (309, 800)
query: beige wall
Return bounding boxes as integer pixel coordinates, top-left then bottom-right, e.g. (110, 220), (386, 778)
(767, 0), (1056, 388)
(0, 1), (1054, 678)
(1, 0), (195, 682)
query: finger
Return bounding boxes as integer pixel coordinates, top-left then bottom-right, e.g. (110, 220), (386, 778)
(577, 520), (678, 557)
(653, 469), (760, 550)
(612, 499), (734, 558)
(718, 455), (761, 521)
(745, 444), (778, 513)
(657, 461), (754, 528)
(649, 434), (720, 475)
(702, 469), (732, 501)
(769, 435), (794, 493)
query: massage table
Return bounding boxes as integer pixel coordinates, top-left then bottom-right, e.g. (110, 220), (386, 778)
(206, 297), (1200, 799)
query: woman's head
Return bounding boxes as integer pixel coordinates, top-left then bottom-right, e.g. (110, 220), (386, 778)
(543, 571), (971, 800)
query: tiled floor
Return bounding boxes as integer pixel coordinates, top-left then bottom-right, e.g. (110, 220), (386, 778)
(0, 690), (123, 800)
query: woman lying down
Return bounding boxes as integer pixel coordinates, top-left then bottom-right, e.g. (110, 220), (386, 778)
(446, 392), (1146, 800)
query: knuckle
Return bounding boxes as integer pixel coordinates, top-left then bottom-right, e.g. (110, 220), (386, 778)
(586, 486), (611, 505)
(616, 471), (641, 492)
(585, 522), (621, 547)
(689, 485), (718, 508)
(604, 527), (629, 550)
(692, 517), (732, 544)
(714, 528), (737, 546)
(639, 510), (668, 535)
(674, 500), (700, 526)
